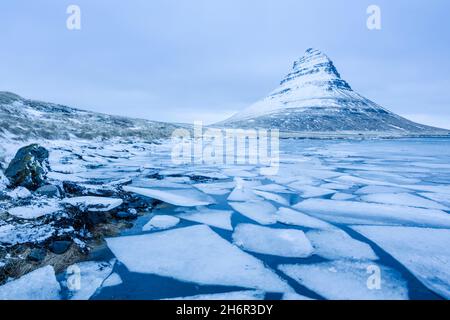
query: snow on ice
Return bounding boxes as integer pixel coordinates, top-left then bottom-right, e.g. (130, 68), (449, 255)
(123, 186), (214, 207)
(294, 199), (450, 228)
(352, 225), (450, 299)
(232, 224), (314, 258)
(279, 260), (408, 300)
(106, 225), (292, 293)
(177, 208), (233, 231)
(0, 266), (61, 300)
(228, 201), (277, 225)
(142, 215), (180, 231)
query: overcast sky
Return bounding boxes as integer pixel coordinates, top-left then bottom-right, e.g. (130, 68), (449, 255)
(1, 0), (449, 128)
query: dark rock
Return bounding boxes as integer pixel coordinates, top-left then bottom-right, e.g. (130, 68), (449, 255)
(27, 248), (47, 262)
(63, 181), (85, 196)
(85, 211), (107, 226)
(48, 241), (72, 254)
(35, 185), (60, 198)
(127, 198), (150, 209)
(5, 144), (50, 191)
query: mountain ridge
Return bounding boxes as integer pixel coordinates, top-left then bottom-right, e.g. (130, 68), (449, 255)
(0, 91), (181, 142)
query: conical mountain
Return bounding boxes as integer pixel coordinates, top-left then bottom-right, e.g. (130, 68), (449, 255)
(217, 48), (448, 137)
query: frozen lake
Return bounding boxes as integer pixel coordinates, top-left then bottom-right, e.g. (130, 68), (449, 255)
(4, 137), (449, 300)
(81, 138), (450, 300)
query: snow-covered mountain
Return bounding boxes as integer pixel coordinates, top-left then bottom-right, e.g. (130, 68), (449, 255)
(0, 91), (180, 142)
(216, 48), (449, 137)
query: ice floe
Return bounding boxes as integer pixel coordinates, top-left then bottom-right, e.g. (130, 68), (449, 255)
(418, 193), (450, 209)
(294, 199), (450, 228)
(227, 178), (262, 202)
(279, 260), (408, 300)
(65, 260), (115, 300)
(288, 185), (335, 198)
(253, 184), (294, 194)
(355, 185), (412, 195)
(62, 196), (123, 212)
(306, 229), (377, 260)
(132, 179), (192, 189)
(102, 273), (123, 288)
(142, 215), (180, 231)
(331, 193), (355, 201)
(0, 266), (61, 300)
(232, 224), (314, 258)
(165, 290), (265, 300)
(253, 190), (290, 206)
(177, 208), (233, 231)
(124, 186), (214, 207)
(228, 201), (277, 225)
(275, 207), (333, 230)
(106, 225), (292, 293)
(360, 193), (448, 210)
(352, 225), (450, 299)
(194, 181), (235, 195)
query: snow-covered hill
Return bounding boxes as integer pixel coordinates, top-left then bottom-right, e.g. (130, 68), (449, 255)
(0, 91), (180, 142)
(216, 48), (449, 137)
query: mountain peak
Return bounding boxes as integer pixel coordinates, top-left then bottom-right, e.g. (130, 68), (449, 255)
(216, 48), (448, 136)
(281, 48), (350, 90)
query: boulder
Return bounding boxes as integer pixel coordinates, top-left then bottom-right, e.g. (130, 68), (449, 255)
(35, 185), (61, 198)
(6, 186), (32, 200)
(5, 144), (50, 191)
(27, 248), (47, 262)
(48, 241), (72, 254)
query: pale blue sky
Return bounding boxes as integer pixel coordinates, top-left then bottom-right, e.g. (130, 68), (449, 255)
(1, 0), (449, 127)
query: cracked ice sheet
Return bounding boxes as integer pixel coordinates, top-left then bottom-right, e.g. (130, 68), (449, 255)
(106, 225), (292, 293)
(165, 290), (265, 300)
(275, 208), (334, 230)
(288, 185), (335, 198)
(355, 185), (412, 195)
(360, 193), (448, 210)
(0, 266), (61, 300)
(229, 201), (277, 225)
(142, 215), (180, 231)
(123, 186), (214, 207)
(253, 183), (295, 194)
(65, 260), (115, 300)
(132, 179), (192, 189)
(419, 193), (450, 208)
(253, 190), (290, 206)
(194, 181), (236, 195)
(294, 199), (450, 228)
(102, 273), (123, 288)
(306, 229), (377, 261)
(227, 178), (262, 202)
(232, 224), (314, 258)
(352, 226), (450, 299)
(279, 260), (408, 300)
(177, 208), (233, 231)
(331, 193), (355, 201)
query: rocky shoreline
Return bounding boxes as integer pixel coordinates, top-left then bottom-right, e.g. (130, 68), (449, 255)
(0, 143), (158, 285)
